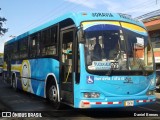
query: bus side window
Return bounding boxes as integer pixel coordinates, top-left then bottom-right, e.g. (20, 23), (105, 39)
(40, 25), (58, 57)
(30, 34), (38, 58)
(8, 45), (13, 60)
(30, 39), (36, 58)
(19, 38), (28, 59)
(12, 42), (19, 60)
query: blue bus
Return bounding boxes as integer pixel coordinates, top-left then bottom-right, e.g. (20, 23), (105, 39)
(3, 12), (156, 109)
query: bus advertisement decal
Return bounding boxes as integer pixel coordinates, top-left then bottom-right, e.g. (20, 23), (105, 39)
(94, 76), (125, 81)
(86, 76), (125, 82)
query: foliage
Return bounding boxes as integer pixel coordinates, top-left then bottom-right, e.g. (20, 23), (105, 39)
(0, 8), (8, 36)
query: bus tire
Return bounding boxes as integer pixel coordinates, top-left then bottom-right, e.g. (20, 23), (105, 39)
(12, 75), (17, 91)
(46, 80), (62, 109)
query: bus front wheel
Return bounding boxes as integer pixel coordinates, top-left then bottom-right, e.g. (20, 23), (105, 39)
(46, 81), (62, 109)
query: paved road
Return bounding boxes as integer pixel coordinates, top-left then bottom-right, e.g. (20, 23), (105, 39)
(0, 76), (160, 120)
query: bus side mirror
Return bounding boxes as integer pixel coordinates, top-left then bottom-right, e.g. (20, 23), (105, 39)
(78, 28), (85, 43)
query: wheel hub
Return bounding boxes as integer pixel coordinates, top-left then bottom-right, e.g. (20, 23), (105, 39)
(49, 85), (57, 102)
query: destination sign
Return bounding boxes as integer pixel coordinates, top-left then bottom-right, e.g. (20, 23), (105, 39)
(92, 13), (113, 17)
(88, 61), (111, 70)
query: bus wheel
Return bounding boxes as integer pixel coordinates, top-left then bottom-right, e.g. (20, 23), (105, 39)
(12, 76), (17, 91)
(47, 82), (62, 109)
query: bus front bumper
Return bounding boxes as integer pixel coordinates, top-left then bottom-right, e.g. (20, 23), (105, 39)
(77, 95), (156, 108)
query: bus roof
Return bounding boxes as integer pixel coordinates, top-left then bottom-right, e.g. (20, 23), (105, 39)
(5, 12), (145, 45)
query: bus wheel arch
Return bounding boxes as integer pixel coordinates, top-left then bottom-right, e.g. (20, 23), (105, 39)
(45, 74), (61, 109)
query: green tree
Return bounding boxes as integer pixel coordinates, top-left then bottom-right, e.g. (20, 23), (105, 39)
(0, 8), (8, 36)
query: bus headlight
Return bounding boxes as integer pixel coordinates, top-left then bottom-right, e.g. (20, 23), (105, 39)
(146, 90), (155, 95)
(84, 92), (100, 98)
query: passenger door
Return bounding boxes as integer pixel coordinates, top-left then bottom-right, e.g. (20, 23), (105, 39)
(60, 27), (75, 104)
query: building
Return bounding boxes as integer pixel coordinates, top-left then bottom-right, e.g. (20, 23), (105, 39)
(136, 9), (160, 67)
(136, 9), (160, 91)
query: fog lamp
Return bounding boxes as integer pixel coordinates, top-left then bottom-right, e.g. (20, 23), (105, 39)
(146, 90), (155, 95)
(84, 92), (100, 98)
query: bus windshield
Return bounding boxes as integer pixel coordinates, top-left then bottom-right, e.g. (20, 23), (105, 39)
(82, 21), (154, 72)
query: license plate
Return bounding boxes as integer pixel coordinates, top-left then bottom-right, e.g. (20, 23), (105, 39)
(124, 100), (134, 106)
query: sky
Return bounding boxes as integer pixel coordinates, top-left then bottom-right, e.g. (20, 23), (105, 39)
(0, 0), (160, 52)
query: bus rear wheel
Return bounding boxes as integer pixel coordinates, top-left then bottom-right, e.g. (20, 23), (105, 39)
(47, 81), (62, 109)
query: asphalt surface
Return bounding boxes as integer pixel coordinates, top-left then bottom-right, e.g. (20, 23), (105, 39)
(0, 76), (160, 120)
